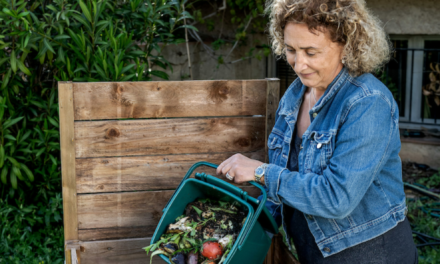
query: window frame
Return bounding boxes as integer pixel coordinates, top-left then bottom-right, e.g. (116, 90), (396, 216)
(389, 35), (440, 129)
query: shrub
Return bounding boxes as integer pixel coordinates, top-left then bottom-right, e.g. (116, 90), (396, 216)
(0, 0), (193, 262)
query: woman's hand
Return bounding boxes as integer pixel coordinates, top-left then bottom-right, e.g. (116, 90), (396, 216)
(216, 154), (264, 184)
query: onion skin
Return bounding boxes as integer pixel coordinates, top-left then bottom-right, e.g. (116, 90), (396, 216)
(201, 241), (223, 260)
(187, 251), (198, 264)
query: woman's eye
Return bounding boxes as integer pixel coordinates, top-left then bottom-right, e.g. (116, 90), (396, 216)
(287, 49), (295, 53)
(307, 53), (315, 56)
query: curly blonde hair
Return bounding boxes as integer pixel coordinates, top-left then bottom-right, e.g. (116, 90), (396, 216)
(266, 0), (391, 76)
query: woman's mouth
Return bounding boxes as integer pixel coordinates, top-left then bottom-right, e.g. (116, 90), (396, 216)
(300, 72), (315, 78)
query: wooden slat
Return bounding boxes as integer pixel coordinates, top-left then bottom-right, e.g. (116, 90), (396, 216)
(59, 82), (79, 243)
(74, 117), (265, 158)
(265, 78), (280, 163)
(77, 187), (260, 241)
(73, 80), (267, 120)
(80, 237), (162, 264)
(76, 151), (264, 193)
(272, 234), (301, 264)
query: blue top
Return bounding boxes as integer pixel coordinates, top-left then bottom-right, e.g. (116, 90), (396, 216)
(262, 67), (407, 257)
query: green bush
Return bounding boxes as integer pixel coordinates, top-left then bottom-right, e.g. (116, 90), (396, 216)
(0, 0), (193, 262)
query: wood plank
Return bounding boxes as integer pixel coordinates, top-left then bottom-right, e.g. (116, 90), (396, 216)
(272, 234), (300, 264)
(265, 78), (280, 163)
(59, 82), (79, 242)
(80, 237), (163, 264)
(76, 151), (264, 193)
(77, 186), (260, 240)
(74, 117), (265, 158)
(73, 80), (267, 120)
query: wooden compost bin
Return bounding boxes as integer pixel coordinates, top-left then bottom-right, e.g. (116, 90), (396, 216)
(58, 79), (284, 263)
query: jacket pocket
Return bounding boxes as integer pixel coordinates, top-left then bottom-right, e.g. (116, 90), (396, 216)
(268, 133), (284, 164)
(306, 132), (334, 173)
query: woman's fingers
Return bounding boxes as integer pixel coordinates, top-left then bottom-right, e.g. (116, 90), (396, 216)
(217, 154), (264, 184)
(216, 154), (237, 175)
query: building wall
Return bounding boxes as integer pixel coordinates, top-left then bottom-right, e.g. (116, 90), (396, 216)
(157, 33), (269, 81)
(158, 0), (439, 82)
(367, 0), (440, 35)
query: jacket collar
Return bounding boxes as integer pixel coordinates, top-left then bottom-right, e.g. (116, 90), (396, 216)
(279, 67), (350, 118)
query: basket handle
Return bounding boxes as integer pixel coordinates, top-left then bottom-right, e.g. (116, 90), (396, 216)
(163, 161), (218, 212)
(195, 172), (250, 201)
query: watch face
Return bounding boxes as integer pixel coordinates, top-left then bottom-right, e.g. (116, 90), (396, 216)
(255, 167), (264, 176)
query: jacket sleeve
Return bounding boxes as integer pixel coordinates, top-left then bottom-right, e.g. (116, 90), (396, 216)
(264, 94), (398, 219)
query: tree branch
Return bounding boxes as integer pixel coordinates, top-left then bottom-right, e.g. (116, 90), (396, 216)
(225, 17), (253, 59)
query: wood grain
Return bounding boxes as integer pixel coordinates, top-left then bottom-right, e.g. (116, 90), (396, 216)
(77, 186), (260, 240)
(76, 151), (264, 193)
(265, 78), (280, 163)
(272, 234), (301, 264)
(73, 80), (267, 120)
(74, 117), (265, 158)
(80, 237), (163, 264)
(59, 82), (79, 242)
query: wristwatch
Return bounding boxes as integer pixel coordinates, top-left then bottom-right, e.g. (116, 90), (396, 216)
(254, 163), (268, 184)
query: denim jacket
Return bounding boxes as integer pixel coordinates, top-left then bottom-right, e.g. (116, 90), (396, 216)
(263, 67), (407, 257)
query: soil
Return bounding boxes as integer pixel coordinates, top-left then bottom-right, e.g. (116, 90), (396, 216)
(185, 200), (247, 241)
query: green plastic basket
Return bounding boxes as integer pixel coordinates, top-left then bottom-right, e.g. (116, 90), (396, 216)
(150, 161), (279, 264)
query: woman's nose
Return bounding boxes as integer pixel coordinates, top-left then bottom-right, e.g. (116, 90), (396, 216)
(294, 53), (307, 72)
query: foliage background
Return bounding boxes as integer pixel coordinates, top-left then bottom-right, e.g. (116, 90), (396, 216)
(0, 0), (270, 262)
(0, 0), (193, 262)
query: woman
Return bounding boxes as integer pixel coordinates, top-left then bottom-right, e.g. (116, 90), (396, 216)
(216, 0), (417, 263)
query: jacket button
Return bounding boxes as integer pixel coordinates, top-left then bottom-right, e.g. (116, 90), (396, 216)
(307, 215), (313, 220)
(313, 113), (318, 118)
(317, 143), (322, 149)
(324, 247), (331, 253)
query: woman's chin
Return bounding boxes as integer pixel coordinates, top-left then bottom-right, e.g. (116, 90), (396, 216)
(299, 78), (317, 88)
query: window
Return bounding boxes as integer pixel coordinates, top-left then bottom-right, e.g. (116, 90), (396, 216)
(386, 36), (440, 128)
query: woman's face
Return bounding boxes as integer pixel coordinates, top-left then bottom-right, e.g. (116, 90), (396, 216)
(284, 23), (344, 90)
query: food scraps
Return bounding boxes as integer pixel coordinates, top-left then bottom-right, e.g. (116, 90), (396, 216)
(144, 198), (247, 264)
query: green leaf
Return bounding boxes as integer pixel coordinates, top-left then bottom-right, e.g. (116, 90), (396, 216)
(20, 164), (34, 182)
(0, 145), (3, 168)
(150, 70), (169, 80)
(4, 134), (16, 141)
(36, 147), (45, 157)
(150, 250), (167, 264)
(3, 116), (24, 130)
(54, 35), (70, 40)
(10, 171), (17, 189)
(192, 206), (203, 216)
(43, 38), (55, 54)
(7, 157), (20, 168)
(57, 46), (65, 64)
(1, 167), (7, 184)
(1, 68), (11, 90)
(79, 0), (92, 23)
(0, 57), (9, 67)
(16, 60), (31, 76)
(47, 116), (59, 128)
(10, 50), (17, 73)
(12, 166), (25, 181)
